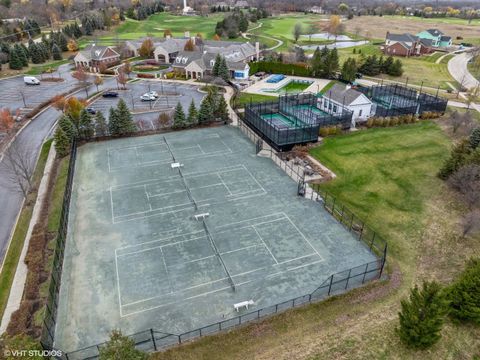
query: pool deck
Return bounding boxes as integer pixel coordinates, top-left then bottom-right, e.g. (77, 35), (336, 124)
(243, 76), (331, 98)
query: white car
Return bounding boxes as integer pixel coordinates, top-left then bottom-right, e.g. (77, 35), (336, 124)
(140, 94), (156, 101)
(147, 91), (159, 98)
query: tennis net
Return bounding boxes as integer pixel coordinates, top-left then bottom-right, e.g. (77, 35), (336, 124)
(202, 220), (236, 292)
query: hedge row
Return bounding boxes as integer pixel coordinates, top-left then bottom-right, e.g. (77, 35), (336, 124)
(249, 61), (312, 77)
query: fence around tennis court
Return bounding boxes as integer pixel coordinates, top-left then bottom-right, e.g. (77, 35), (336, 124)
(41, 141), (77, 352)
(357, 83), (448, 118)
(40, 124), (387, 359)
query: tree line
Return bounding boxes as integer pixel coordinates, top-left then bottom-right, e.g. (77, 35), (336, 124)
(215, 8), (268, 39)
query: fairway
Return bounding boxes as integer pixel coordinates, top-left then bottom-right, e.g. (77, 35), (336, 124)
(55, 126), (376, 354)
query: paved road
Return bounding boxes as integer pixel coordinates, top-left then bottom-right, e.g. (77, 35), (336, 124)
(448, 53), (479, 91)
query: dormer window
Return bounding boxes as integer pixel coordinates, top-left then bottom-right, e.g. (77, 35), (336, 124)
(176, 57), (181, 63)
(210, 60), (215, 67)
(182, 57), (187, 64)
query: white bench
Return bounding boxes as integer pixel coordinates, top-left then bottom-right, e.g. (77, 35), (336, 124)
(194, 213), (209, 221)
(171, 162), (183, 169)
(234, 300), (254, 312)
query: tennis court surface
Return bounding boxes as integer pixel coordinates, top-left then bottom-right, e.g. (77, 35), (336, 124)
(55, 126), (376, 352)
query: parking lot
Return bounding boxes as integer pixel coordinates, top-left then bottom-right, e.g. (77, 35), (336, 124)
(0, 75), (79, 111)
(89, 80), (206, 130)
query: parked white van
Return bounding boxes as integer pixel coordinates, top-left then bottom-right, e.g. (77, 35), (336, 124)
(23, 76), (40, 85)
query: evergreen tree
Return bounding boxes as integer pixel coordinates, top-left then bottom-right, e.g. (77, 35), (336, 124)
(212, 53), (222, 77)
(54, 127), (71, 158)
(215, 95), (229, 122)
(310, 47), (323, 77)
(94, 111), (108, 137)
(108, 107), (120, 135)
(173, 102), (186, 129)
(99, 330), (147, 360)
(84, 20), (93, 36)
(325, 48), (339, 78)
(78, 109), (94, 139)
(218, 56), (230, 81)
(58, 115), (77, 141)
(198, 96), (214, 124)
(115, 99), (136, 135)
(448, 258), (480, 324)
(382, 56), (394, 74)
(29, 43), (43, 64)
(58, 33), (68, 51)
(469, 128), (480, 149)
(8, 47), (22, 70)
(38, 42), (49, 62)
(14, 44), (28, 67)
(239, 14), (249, 32)
(341, 57), (357, 83)
(438, 139), (473, 179)
(52, 43), (62, 60)
(397, 281), (448, 349)
(187, 100), (198, 126)
(387, 59), (403, 76)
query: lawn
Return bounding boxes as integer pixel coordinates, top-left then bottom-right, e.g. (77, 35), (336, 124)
(235, 92), (276, 107)
(0, 140), (52, 320)
(151, 122), (480, 360)
(25, 59), (71, 75)
(107, 13), (226, 41)
(338, 44), (457, 90)
(250, 13), (326, 52)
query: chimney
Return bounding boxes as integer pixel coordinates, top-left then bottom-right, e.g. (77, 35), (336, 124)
(166, 34), (171, 39)
(185, 31), (190, 38)
(255, 41), (260, 61)
(191, 36), (196, 45)
(345, 84), (351, 90)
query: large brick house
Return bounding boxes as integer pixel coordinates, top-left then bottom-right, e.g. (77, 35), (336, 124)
(383, 32), (434, 57)
(74, 45), (120, 72)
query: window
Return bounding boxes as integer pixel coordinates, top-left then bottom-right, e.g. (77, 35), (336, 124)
(328, 103), (332, 110)
(359, 109), (363, 116)
(333, 105), (337, 112)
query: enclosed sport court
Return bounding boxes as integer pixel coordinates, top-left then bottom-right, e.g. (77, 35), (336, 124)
(52, 126), (382, 357)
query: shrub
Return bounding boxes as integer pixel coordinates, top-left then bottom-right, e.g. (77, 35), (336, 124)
(366, 117), (375, 128)
(373, 117), (384, 127)
(382, 117), (391, 127)
(390, 117), (399, 126)
(397, 281), (448, 349)
(319, 127), (329, 137)
(137, 73), (155, 79)
(165, 72), (175, 79)
(447, 258), (480, 324)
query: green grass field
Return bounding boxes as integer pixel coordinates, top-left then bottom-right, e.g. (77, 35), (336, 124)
(152, 122), (480, 360)
(251, 13), (326, 51)
(236, 92), (276, 106)
(338, 44), (457, 89)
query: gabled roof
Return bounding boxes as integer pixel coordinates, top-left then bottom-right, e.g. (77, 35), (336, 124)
(419, 38), (433, 47)
(440, 35), (451, 42)
(172, 51), (204, 68)
(425, 29), (444, 37)
(323, 84), (369, 106)
(386, 33), (418, 43)
(78, 45), (119, 61)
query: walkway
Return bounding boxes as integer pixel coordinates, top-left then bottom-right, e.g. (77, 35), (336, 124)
(448, 52), (479, 90)
(242, 22), (283, 51)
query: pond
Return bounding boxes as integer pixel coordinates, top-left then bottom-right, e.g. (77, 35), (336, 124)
(301, 40), (369, 51)
(302, 33), (353, 41)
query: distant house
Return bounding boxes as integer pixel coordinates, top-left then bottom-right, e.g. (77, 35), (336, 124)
(309, 6), (323, 14)
(383, 32), (434, 57)
(73, 45), (120, 72)
(319, 84), (373, 124)
(234, 0), (249, 8)
(416, 29), (452, 47)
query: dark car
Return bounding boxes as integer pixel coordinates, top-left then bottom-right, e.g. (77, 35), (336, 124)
(86, 107), (96, 115)
(355, 72), (363, 79)
(102, 91), (119, 98)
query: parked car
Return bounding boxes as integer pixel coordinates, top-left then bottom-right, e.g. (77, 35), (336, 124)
(86, 107), (96, 115)
(140, 94), (156, 101)
(147, 91), (159, 98)
(23, 76), (40, 85)
(102, 91), (119, 98)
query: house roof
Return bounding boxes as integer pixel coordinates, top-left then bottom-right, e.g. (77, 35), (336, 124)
(386, 33), (418, 43)
(440, 35), (451, 42)
(234, 0), (249, 7)
(425, 29), (444, 37)
(419, 38), (433, 47)
(324, 84), (368, 106)
(78, 45), (119, 61)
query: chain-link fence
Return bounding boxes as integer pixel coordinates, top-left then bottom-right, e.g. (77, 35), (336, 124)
(41, 141), (77, 352)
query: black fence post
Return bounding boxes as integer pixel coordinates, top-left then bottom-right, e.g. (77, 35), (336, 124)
(150, 329), (157, 351)
(379, 244), (388, 279)
(345, 269), (352, 290)
(327, 274), (334, 295)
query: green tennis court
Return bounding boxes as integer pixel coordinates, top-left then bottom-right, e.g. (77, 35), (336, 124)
(54, 126), (376, 353)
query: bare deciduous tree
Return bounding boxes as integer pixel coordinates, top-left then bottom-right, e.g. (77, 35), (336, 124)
(448, 110), (476, 136)
(448, 164), (480, 208)
(461, 210), (480, 238)
(0, 139), (36, 198)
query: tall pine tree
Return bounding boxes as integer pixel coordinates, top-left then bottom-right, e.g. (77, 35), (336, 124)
(8, 47), (22, 70)
(108, 107), (120, 135)
(187, 100), (198, 127)
(116, 99), (136, 135)
(397, 281), (448, 349)
(54, 127), (70, 158)
(198, 96), (214, 124)
(94, 111), (108, 137)
(78, 109), (94, 139)
(173, 102), (186, 129)
(52, 43), (62, 60)
(215, 96), (229, 123)
(58, 115), (77, 141)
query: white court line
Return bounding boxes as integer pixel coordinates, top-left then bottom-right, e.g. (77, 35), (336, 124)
(252, 226), (279, 264)
(114, 249), (124, 317)
(113, 201), (192, 223)
(219, 243), (261, 255)
(284, 214), (324, 261)
(144, 185), (152, 211)
(112, 204), (194, 224)
(116, 230), (206, 251)
(216, 212), (285, 229)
